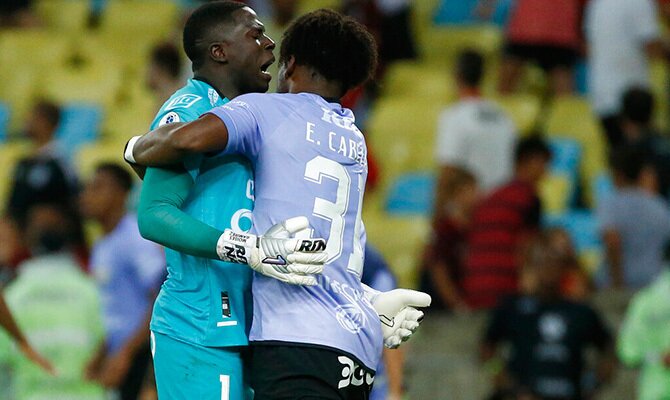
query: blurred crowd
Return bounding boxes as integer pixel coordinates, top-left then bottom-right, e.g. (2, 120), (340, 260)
(0, 0), (670, 400)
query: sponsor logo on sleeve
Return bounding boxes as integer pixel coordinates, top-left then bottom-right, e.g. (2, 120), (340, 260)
(164, 94), (202, 110)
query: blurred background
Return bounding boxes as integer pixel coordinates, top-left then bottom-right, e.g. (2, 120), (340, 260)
(2, 0), (670, 399)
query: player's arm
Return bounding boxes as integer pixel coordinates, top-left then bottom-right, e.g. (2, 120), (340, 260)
(126, 114), (229, 167)
(138, 166), (328, 285)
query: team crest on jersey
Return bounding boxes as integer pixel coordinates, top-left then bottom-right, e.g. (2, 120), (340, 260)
(158, 111), (180, 126)
(165, 94), (202, 110)
(208, 88), (220, 106)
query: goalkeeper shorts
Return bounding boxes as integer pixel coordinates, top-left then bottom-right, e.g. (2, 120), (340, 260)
(151, 331), (253, 400)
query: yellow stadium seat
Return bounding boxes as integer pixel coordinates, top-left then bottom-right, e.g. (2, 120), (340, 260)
(102, 83), (157, 143)
(0, 142), (31, 206)
(100, 1), (179, 43)
(76, 141), (131, 180)
(381, 61), (455, 101)
(578, 248), (602, 277)
(0, 65), (38, 135)
(35, 0), (89, 33)
(363, 209), (430, 288)
(543, 96), (608, 206)
(366, 98), (443, 186)
(0, 30), (71, 72)
(494, 94), (542, 135)
(297, 0), (340, 14)
(650, 60), (669, 131)
(41, 61), (123, 108)
(538, 173), (572, 216)
(421, 25), (502, 67)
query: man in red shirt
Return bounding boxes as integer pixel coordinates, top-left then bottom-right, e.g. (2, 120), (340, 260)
(463, 135), (551, 309)
(479, 0), (587, 95)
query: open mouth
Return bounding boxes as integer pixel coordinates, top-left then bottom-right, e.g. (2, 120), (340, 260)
(260, 57), (275, 76)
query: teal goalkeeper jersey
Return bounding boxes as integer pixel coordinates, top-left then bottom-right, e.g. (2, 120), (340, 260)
(148, 79), (254, 347)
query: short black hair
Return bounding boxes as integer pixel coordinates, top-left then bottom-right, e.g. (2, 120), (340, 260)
(515, 135), (551, 164)
(183, 0), (247, 70)
(609, 146), (647, 182)
(280, 9), (378, 95)
(96, 163), (133, 192)
(622, 86), (654, 125)
(456, 49), (484, 87)
(34, 100), (61, 128)
(151, 42), (182, 79)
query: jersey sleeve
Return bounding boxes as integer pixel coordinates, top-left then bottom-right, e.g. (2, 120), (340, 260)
(137, 166), (222, 259)
(207, 94), (263, 160)
(151, 107), (204, 179)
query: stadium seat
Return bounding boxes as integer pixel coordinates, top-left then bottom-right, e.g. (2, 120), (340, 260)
(592, 172), (614, 210)
(99, 1), (179, 43)
(543, 96), (608, 206)
(0, 30), (71, 72)
(650, 60), (669, 131)
(493, 94), (541, 135)
(0, 142), (31, 206)
(421, 25), (502, 67)
(363, 210), (430, 288)
(55, 103), (103, 157)
(366, 98), (442, 187)
(433, 0), (512, 26)
(381, 61), (455, 101)
(384, 172), (435, 216)
(35, 0), (89, 33)
(42, 61), (122, 109)
(75, 141), (129, 180)
(538, 173), (572, 216)
(544, 210), (601, 252)
(102, 83), (156, 143)
(298, 0), (340, 14)
(0, 103), (9, 142)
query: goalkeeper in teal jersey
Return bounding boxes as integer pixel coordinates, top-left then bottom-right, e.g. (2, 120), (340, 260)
(135, 3), (327, 399)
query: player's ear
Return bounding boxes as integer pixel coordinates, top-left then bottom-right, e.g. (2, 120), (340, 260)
(283, 56), (296, 79)
(209, 42), (227, 64)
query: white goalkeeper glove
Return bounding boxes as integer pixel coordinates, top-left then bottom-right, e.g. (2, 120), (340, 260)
(365, 287), (432, 349)
(216, 216), (328, 286)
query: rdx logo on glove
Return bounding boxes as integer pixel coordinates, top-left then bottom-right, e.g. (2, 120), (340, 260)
(297, 239), (327, 252)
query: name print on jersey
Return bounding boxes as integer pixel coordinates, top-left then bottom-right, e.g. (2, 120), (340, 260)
(304, 108), (367, 168)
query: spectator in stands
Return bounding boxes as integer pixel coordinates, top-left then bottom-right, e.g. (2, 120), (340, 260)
(478, 0), (585, 95)
(362, 244), (405, 400)
(0, 204), (105, 399)
(596, 147), (670, 289)
(421, 167), (478, 311)
(481, 235), (615, 400)
(585, 0), (666, 148)
(433, 49), (516, 224)
(146, 42), (184, 106)
(5, 100), (87, 268)
(80, 163), (165, 400)
(462, 136), (550, 309)
(618, 245), (670, 400)
(545, 227), (592, 302)
(617, 87), (670, 199)
(6, 100), (78, 227)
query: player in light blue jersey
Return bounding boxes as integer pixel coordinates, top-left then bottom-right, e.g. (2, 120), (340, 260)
(126, 10), (431, 399)
(133, 2), (327, 399)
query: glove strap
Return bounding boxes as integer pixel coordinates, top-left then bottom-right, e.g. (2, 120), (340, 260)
(124, 135), (142, 164)
(216, 229), (257, 265)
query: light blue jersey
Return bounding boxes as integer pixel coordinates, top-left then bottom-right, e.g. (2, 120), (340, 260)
(149, 79), (254, 347)
(210, 92), (383, 370)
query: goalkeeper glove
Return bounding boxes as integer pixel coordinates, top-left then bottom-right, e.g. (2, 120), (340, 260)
(366, 287), (432, 349)
(216, 216), (328, 286)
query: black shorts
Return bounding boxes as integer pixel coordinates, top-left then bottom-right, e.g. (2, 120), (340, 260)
(504, 42), (578, 72)
(250, 343), (375, 400)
